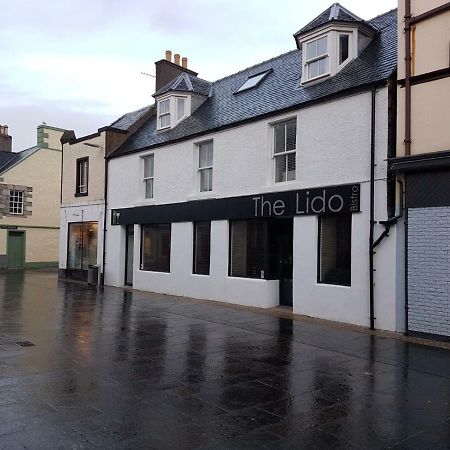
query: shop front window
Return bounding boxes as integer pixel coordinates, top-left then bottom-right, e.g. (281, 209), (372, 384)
(67, 222), (98, 270)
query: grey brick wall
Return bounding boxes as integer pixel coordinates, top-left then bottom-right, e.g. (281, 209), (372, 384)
(408, 207), (450, 337)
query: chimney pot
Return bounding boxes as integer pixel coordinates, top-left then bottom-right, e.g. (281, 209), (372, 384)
(0, 124), (12, 152)
(182, 57), (188, 68)
(174, 53), (181, 65)
(165, 50), (172, 62)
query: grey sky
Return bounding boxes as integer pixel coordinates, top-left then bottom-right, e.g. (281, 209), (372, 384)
(1, 0), (396, 151)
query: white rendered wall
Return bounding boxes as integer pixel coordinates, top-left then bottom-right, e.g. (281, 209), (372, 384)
(59, 202), (105, 271)
(105, 87), (404, 331)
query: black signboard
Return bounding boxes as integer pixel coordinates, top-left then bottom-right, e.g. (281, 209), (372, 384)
(0, 225), (18, 230)
(112, 183), (360, 225)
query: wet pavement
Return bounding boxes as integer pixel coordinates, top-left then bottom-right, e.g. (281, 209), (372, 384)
(0, 270), (449, 450)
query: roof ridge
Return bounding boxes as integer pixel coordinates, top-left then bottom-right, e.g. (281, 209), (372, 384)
(212, 49), (298, 84)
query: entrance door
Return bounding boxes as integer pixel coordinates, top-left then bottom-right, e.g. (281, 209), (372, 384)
(125, 225), (134, 286)
(269, 219), (293, 307)
(7, 231), (25, 269)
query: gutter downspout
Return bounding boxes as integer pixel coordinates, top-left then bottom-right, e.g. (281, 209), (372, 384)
(404, 0), (412, 155)
(101, 140), (108, 287)
(369, 86), (377, 330)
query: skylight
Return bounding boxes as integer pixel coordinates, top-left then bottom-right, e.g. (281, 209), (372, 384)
(235, 70), (272, 93)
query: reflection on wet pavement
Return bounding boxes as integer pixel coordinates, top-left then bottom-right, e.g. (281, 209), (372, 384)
(0, 270), (449, 449)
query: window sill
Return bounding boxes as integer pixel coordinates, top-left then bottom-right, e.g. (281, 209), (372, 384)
(187, 191), (218, 201)
(75, 192), (88, 197)
(301, 72), (330, 85)
(316, 282), (351, 289)
(134, 199), (156, 207)
(138, 268), (170, 274)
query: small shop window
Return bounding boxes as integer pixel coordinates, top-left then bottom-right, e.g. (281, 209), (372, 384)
(318, 214), (351, 286)
(229, 219), (267, 279)
(193, 221), (211, 275)
(141, 223), (171, 272)
(67, 222), (98, 270)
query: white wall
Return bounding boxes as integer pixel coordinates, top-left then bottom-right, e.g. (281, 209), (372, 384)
(105, 220), (279, 308)
(105, 86), (404, 331)
(59, 202), (105, 270)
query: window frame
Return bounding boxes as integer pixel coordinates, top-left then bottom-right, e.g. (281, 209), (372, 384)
(234, 69), (272, 94)
(303, 35), (330, 82)
(197, 140), (214, 192)
(338, 32), (351, 67)
(140, 223), (171, 273)
(75, 157), (89, 197)
(9, 189), (24, 215)
(317, 214), (352, 287)
(175, 95), (187, 122)
(193, 221), (211, 276)
(142, 153), (155, 199)
(157, 98), (171, 130)
(273, 119), (297, 184)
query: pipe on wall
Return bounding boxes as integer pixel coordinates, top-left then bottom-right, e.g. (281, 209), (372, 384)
(404, 0), (412, 155)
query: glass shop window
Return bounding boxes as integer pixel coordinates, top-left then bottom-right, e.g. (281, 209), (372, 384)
(67, 222), (98, 270)
(193, 221), (211, 275)
(318, 214), (351, 286)
(141, 223), (171, 272)
(229, 219), (267, 279)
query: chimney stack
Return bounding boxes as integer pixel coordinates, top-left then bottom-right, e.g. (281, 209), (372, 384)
(154, 50), (198, 92)
(0, 124), (12, 152)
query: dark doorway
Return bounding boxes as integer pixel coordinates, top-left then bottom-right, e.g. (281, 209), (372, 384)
(268, 218), (293, 307)
(125, 225), (134, 286)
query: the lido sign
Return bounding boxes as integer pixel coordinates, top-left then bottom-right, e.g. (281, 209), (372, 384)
(252, 184), (360, 217)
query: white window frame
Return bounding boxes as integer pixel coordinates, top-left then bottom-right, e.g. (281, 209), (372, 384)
(157, 98), (171, 130)
(142, 153), (154, 199)
(175, 96), (187, 122)
(273, 119), (297, 184)
(198, 141), (213, 192)
(304, 35), (330, 82)
(9, 190), (24, 215)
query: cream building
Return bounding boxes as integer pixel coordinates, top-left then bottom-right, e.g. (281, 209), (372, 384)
(390, 0), (450, 339)
(59, 106), (152, 282)
(0, 124), (65, 269)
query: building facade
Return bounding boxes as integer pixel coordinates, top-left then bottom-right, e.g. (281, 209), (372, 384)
(390, 0), (450, 339)
(59, 107), (152, 282)
(105, 6), (406, 332)
(0, 124), (64, 269)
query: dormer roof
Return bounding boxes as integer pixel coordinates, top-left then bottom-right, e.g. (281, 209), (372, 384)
(294, 3), (376, 39)
(153, 72), (212, 98)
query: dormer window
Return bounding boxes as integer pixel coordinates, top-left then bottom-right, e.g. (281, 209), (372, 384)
(158, 99), (170, 129)
(305, 36), (329, 81)
(176, 96), (186, 121)
(339, 33), (350, 65)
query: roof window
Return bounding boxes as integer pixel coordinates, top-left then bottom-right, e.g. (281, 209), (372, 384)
(235, 69), (272, 94)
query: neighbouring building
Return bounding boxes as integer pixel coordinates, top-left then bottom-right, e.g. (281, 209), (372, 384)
(104, 5), (406, 332)
(390, 0), (450, 339)
(0, 124), (65, 269)
(59, 107), (152, 282)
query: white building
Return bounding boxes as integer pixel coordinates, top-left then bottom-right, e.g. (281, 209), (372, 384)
(105, 5), (405, 332)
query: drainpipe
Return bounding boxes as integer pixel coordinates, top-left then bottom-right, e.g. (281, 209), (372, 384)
(369, 86), (377, 330)
(101, 143), (108, 287)
(404, 0), (412, 155)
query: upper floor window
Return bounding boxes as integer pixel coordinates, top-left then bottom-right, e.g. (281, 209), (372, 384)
(198, 141), (213, 192)
(274, 120), (296, 183)
(176, 96), (186, 121)
(143, 154), (154, 199)
(339, 34), (350, 65)
(158, 98), (170, 129)
(76, 157), (88, 196)
(305, 35), (329, 80)
(9, 190), (24, 215)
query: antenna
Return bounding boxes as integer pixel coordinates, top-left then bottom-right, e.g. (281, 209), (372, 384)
(141, 72), (156, 78)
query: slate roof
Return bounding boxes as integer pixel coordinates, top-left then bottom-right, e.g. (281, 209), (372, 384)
(0, 146), (39, 175)
(294, 3), (375, 36)
(110, 105), (154, 131)
(154, 72), (212, 97)
(110, 8), (397, 159)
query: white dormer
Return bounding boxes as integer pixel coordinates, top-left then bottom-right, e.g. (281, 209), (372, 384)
(154, 72), (211, 131)
(294, 3), (376, 84)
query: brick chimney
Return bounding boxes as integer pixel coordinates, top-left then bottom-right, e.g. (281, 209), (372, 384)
(0, 125), (12, 152)
(155, 50), (198, 92)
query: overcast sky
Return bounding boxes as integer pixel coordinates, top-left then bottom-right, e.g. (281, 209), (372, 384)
(0, 0), (396, 151)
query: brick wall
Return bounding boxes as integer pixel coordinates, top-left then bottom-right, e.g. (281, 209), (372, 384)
(408, 206), (450, 337)
(0, 184), (33, 219)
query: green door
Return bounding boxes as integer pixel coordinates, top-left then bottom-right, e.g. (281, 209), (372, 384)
(7, 231), (25, 269)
